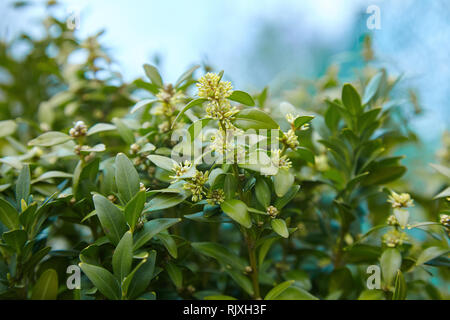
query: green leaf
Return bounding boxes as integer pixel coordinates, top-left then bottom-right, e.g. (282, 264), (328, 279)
(112, 118), (135, 144)
(127, 250), (156, 299)
(265, 280), (294, 300)
(255, 177), (270, 208)
(204, 295), (237, 300)
(430, 163), (450, 179)
(283, 270), (312, 291)
(358, 289), (384, 300)
(121, 258), (147, 298)
(79, 263), (121, 300)
(232, 108), (279, 130)
(293, 115), (314, 129)
(93, 194), (127, 246)
(133, 218), (181, 250)
(434, 187), (450, 199)
(73, 158), (100, 201)
(274, 287), (319, 300)
(380, 248), (402, 287)
(362, 71), (383, 104)
(296, 147), (315, 164)
(172, 98), (208, 128)
(28, 131), (72, 147)
(87, 123), (116, 136)
(416, 246), (449, 266)
(166, 262), (183, 289)
(124, 191), (146, 231)
(0, 198), (20, 230)
(224, 174), (237, 199)
(273, 169), (294, 197)
(184, 211), (230, 223)
(226, 269), (254, 296)
(228, 90), (255, 106)
(31, 171), (73, 184)
(31, 269), (58, 300)
(130, 99), (158, 114)
(175, 65), (200, 87)
(192, 242), (247, 271)
(392, 270), (406, 300)
(274, 185), (300, 210)
(143, 64), (163, 87)
(16, 164), (30, 207)
(0, 120), (17, 137)
(342, 84), (362, 115)
(155, 232), (178, 258)
(220, 199), (252, 228)
(187, 118), (212, 142)
(271, 219), (289, 238)
(115, 153), (140, 203)
(3, 229), (27, 253)
(147, 154), (177, 171)
(113, 231), (133, 281)
(145, 193), (187, 212)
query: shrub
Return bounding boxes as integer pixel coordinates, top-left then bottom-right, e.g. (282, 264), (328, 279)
(0, 5), (448, 300)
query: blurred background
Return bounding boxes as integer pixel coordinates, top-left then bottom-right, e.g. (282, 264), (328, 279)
(0, 0), (449, 193)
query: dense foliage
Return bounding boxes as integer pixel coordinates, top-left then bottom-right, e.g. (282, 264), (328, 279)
(0, 3), (448, 300)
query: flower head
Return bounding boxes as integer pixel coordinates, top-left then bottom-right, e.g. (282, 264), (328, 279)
(183, 170), (209, 202)
(170, 160), (192, 183)
(383, 229), (408, 248)
(197, 73), (233, 101)
(270, 149), (292, 170)
(280, 129), (299, 150)
(267, 205), (279, 218)
(388, 191), (414, 209)
(207, 189), (225, 205)
(386, 215), (399, 226)
(69, 120), (88, 138)
(285, 113), (297, 125)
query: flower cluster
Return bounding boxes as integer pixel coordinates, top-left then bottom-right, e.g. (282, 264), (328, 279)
(266, 205), (279, 218)
(388, 191), (414, 209)
(270, 149), (292, 170)
(169, 160), (193, 182)
(183, 170), (209, 202)
(386, 215), (399, 226)
(383, 229), (408, 248)
(197, 73), (238, 123)
(207, 189), (225, 205)
(155, 84), (185, 118)
(69, 121), (88, 138)
(197, 73), (233, 101)
(280, 129), (299, 150)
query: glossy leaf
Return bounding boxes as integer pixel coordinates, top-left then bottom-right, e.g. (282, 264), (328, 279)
(79, 263), (121, 300)
(93, 194), (127, 246)
(115, 153), (140, 203)
(228, 90), (255, 106)
(133, 218), (181, 250)
(112, 231), (133, 281)
(232, 108), (279, 130)
(28, 131), (72, 147)
(31, 269), (58, 300)
(220, 199), (252, 228)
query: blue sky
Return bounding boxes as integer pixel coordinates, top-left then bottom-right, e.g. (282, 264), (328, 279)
(1, 0), (449, 151)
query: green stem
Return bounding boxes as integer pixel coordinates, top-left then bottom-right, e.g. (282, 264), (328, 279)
(245, 231), (260, 299)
